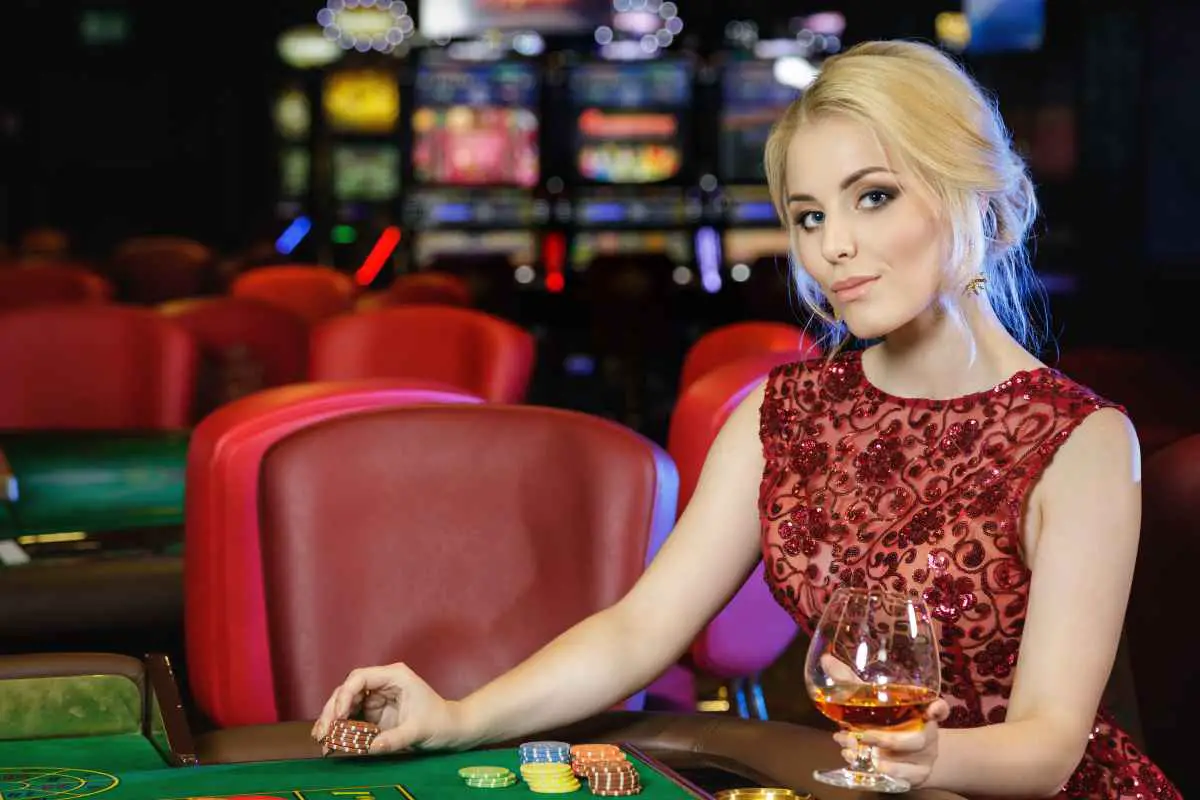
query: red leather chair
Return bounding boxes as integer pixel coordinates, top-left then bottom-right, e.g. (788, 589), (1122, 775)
(159, 297), (310, 421)
(679, 322), (820, 393)
(230, 266), (356, 325)
(0, 265), (113, 310)
(184, 381), (485, 728)
(186, 400), (677, 727)
(110, 236), (216, 304)
(358, 272), (473, 310)
(1126, 434), (1200, 794)
(668, 354), (803, 718)
(310, 306), (536, 403)
(0, 305), (196, 429)
(1053, 347), (1198, 455)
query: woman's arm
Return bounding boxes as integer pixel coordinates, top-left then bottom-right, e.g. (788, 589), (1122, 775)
(456, 384), (769, 744)
(899, 408), (1141, 797)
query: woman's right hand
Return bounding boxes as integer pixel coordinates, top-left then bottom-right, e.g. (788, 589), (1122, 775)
(311, 662), (470, 754)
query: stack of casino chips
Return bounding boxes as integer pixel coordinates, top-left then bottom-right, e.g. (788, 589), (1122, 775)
(458, 766), (519, 789)
(520, 762), (582, 793)
(518, 740), (581, 793)
(320, 719), (380, 756)
(571, 744), (643, 796)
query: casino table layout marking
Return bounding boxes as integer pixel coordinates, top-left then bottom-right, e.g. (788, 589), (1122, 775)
(172, 787), (415, 800)
(0, 767), (119, 800)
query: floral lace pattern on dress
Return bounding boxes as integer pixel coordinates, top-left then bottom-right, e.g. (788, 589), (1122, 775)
(758, 351), (1180, 800)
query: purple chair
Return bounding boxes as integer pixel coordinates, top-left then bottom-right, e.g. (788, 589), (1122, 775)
(667, 354), (800, 718)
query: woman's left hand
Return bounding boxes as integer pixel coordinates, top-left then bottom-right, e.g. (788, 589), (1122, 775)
(833, 698), (951, 788)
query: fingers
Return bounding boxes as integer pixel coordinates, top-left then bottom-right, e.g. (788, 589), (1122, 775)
(819, 653), (862, 684)
(926, 697), (950, 723)
(838, 724), (934, 754)
(312, 664), (409, 740)
(370, 723), (421, 755)
(872, 755), (932, 788)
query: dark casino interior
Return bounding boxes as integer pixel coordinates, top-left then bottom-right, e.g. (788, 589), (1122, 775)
(0, 1), (1197, 798)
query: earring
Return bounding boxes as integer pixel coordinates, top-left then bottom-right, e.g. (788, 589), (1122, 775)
(832, 306), (842, 324)
(964, 275), (987, 296)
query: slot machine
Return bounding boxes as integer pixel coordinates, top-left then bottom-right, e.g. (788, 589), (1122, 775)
(564, 58), (700, 289)
(716, 56), (800, 281)
(272, 26), (340, 262)
(405, 52), (544, 284)
(321, 62), (405, 278)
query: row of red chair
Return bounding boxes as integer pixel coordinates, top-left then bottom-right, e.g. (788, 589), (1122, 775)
(0, 261), (475, 317)
(0, 303), (533, 429)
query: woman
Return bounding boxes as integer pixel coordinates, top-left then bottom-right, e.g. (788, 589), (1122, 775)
(313, 41), (1180, 799)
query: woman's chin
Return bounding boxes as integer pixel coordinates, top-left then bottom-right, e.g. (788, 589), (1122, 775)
(842, 315), (896, 341)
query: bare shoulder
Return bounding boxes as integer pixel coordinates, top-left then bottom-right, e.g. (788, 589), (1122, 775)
(1044, 407), (1140, 483)
(1027, 407), (1141, 559)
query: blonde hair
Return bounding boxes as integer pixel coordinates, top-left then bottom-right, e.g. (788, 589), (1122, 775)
(764, 39), (1047, 353)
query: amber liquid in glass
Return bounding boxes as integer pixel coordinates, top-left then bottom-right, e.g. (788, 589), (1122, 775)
(812, 683), (938, 730)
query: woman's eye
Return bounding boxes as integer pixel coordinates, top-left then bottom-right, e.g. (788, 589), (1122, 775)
(860, 189), (894, 209)
(795, 210), (824, 230)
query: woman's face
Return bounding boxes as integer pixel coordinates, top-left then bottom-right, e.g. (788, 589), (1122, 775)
(784, 115), (949, 340)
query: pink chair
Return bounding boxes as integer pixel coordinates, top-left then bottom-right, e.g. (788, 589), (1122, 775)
(158, 297), (310, 421)
(184, 380), (484, 728)
(668, 353), (803, 718)
(679, 322), (819, 394)
(230, 265), (356, 325)
(310, 306), (536, 404)
(0, 265), (113, 310)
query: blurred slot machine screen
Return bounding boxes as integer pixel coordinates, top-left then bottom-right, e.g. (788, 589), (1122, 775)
(571, 61), (690, 184)
(333, 145), (401, 201)
(724, 229), (791, 266)
(572, 231), (691, 270)
(323, 68), (401, 134)
(274, 86), (312, 141)
(964, 0), (1045, 53)
(413, 62), (540, 187)
(719, 60), (800, 182)
(419, 0), (611, 40)
(415, 231), (536, 268)
(279, 148), (311, 199)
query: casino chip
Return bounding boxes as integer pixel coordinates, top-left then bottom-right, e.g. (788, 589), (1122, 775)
(320, 718), (381, 756)
(459, 766), (519, 789)
(520, 762), (581, 794)
(570, 744), (643, 796)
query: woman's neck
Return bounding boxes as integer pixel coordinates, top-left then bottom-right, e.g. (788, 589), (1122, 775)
(862, 297), (1041, 400)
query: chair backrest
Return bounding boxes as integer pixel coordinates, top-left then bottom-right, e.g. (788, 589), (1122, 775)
(0, 305), (196, 429)
(1126, 433), (1200, 789)
(679, 322), (820, 393)
(185, 381), (486, 728)
(159, 297), (310, 420)
(0, 265), (113, 310)
(310, 306), (536, 403)
(668, 355), (801, 679)
(255, 404), (676, 722)
(1054, 347), (1199, 455)
(230, 265), (356, 325)
(110, 237), (216, 304)
(382, 271), (473, 308)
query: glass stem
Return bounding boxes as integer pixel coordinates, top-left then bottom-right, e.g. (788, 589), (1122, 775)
(849, 733), (877, 773)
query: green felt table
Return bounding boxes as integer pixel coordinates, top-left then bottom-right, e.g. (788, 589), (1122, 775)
(0, 735), (708, 800)
(0, 431), (188, 540)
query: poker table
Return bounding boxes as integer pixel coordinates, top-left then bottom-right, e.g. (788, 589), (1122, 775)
(1, 737), (708, 800)
(0, 431), (188, 541)
(0, 654), (968, 800)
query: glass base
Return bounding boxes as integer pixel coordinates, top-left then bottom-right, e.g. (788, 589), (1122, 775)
(813, 767), (911, 794)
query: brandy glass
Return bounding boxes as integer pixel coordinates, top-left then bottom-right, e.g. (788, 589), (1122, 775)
(805, 587), (941, 794)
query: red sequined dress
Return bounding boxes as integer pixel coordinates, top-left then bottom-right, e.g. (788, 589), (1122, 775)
(758, 350), (1180, 800)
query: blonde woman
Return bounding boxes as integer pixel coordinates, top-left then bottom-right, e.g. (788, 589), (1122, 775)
(314, 41), (1179, 799)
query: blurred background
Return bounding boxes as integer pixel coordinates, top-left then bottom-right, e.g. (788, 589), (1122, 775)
(3, 0), (1196, 441)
